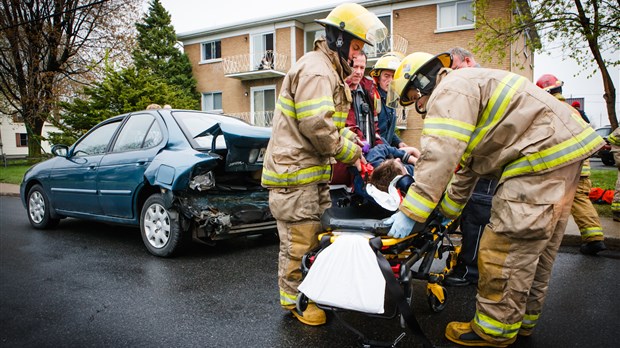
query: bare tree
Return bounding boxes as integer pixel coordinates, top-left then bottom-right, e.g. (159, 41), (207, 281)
(0, 0), (140, 157)
(473, 0), (619, 129)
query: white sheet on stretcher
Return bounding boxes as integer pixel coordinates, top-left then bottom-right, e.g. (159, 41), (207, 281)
(298, 233), (386, 314)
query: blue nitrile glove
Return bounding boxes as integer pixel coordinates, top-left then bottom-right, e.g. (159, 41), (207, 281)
(384, 211), (417, 238)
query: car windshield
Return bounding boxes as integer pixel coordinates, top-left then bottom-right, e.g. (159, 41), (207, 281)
(173, 111), (250, 149)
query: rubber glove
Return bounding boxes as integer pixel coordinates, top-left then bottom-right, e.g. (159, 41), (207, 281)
(384, 211), (417, 238)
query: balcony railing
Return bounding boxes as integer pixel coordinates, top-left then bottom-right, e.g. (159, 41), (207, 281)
(364, 34), (409, 59)
(222, 51), (288, 80)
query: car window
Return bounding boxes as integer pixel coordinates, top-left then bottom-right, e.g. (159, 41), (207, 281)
(143, 120), (163, 148)
(112, 114), (161, 152)
(73, 121), (121, 157)
(173, 111), (230, 149)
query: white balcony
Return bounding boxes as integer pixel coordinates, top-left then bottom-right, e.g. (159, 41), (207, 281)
(222, 51), (288, 81)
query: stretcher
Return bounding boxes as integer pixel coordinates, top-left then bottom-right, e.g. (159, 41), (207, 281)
(296, 203), (461, 348)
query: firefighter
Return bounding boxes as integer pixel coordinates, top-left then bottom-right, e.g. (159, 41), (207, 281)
(261, 3), (386, 326)
(443, 46), (498, 287)
(609, 127), (620, 221)
(536, 74), (607, 255)
(385, 52), (604, 346)
(370, 52), (408, 148)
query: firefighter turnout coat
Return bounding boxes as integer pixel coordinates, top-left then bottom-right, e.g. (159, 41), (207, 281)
(399, 67), (604, 222)
(261, 39), (361, 189)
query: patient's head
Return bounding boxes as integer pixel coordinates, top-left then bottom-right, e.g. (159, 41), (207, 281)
(369, 158), (407, 192)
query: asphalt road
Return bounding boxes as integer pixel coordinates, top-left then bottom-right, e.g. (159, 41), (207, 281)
(1, 196), (619, 347)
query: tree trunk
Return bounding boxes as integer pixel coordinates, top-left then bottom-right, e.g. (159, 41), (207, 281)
(26, 117), (45, 158)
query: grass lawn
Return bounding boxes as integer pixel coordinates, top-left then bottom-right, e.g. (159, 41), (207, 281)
(0, 165), (31, 185)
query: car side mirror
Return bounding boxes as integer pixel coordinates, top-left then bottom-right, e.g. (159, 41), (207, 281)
(51, 144), (69, 157)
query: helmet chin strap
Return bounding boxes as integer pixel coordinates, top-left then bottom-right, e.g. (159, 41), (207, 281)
(326, 26), (353, 67)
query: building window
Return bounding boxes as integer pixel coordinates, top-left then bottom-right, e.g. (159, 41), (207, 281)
(201, 40), (221, 61)
(202, 92), (222, 112)
(437, 1), (474, 31)
(252, 32), (274, 70)
(251, 86), (275, 127)
(15, 133), (27, 147)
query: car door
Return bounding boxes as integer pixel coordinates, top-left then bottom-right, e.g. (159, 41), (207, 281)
(97, 113), (165, 218)
(49, 120), (122, 215)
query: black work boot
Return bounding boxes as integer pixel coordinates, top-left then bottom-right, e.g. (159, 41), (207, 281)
(580, 240), (607, 255)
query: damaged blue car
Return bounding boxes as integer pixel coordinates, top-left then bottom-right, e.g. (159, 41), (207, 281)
(20, 109), (274, 257)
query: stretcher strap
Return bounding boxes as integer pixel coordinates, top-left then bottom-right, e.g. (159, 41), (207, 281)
(369, 237), (434, 348)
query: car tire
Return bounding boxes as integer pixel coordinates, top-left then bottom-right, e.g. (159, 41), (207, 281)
(140, 193), (187, 257)
(26, 184), (60, 229)
(601, 156), (616, 166)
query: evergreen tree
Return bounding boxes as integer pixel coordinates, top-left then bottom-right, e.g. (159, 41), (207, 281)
(51, 63), (198, 145)
(134, 0), (199, 101)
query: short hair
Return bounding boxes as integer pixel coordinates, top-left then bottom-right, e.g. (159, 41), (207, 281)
(449, 47), (474, 60)
(355, 50), (367, 63)
(369, 159), (402, 192)
(146, 104), (162, 110)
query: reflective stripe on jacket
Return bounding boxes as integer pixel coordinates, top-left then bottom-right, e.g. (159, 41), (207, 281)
(402, 68), (605, 221)
(262, 39), (361, 188)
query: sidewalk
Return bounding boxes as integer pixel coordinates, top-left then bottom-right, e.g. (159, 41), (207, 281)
(2, 182), (618, 250)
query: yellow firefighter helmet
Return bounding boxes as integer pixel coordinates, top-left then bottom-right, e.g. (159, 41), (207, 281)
(315, 3), (387, 46)
(387, 52), (452, 108)
(370, 52), (405, 77)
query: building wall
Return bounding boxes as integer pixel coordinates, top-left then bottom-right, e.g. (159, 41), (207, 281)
(295, 27), (305, 62)
(276, 27), (291, 71)
(0, 114), (57, 156)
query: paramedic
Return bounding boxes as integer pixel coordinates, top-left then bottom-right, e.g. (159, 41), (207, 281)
(371, 52), (408, 148)
(536, 73), (607, 255)
(385, 52), (604, 346)
(443, 46), (499, 287)
(261, 3), (386, 327)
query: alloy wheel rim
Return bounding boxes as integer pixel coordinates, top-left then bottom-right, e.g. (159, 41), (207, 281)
(143, 203), (171, 248)
(28, 191), (45, 224)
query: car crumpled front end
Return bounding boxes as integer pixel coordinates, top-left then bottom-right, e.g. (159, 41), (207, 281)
(156, 155), (275, 244)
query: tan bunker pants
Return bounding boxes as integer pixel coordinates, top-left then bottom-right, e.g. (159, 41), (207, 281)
(268, 184), (331, 308)
(471, 161), (582, 345)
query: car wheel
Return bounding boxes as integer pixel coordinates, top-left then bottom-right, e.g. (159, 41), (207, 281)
(140, 193), (186, 257)
(27, 184), (59, 229)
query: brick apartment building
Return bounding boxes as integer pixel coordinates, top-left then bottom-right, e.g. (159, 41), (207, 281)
(178, 0), (535, 146)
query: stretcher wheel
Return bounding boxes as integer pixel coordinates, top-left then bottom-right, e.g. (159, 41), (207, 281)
(428, 286), (447, 313)
(296, 293), (308, 313)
